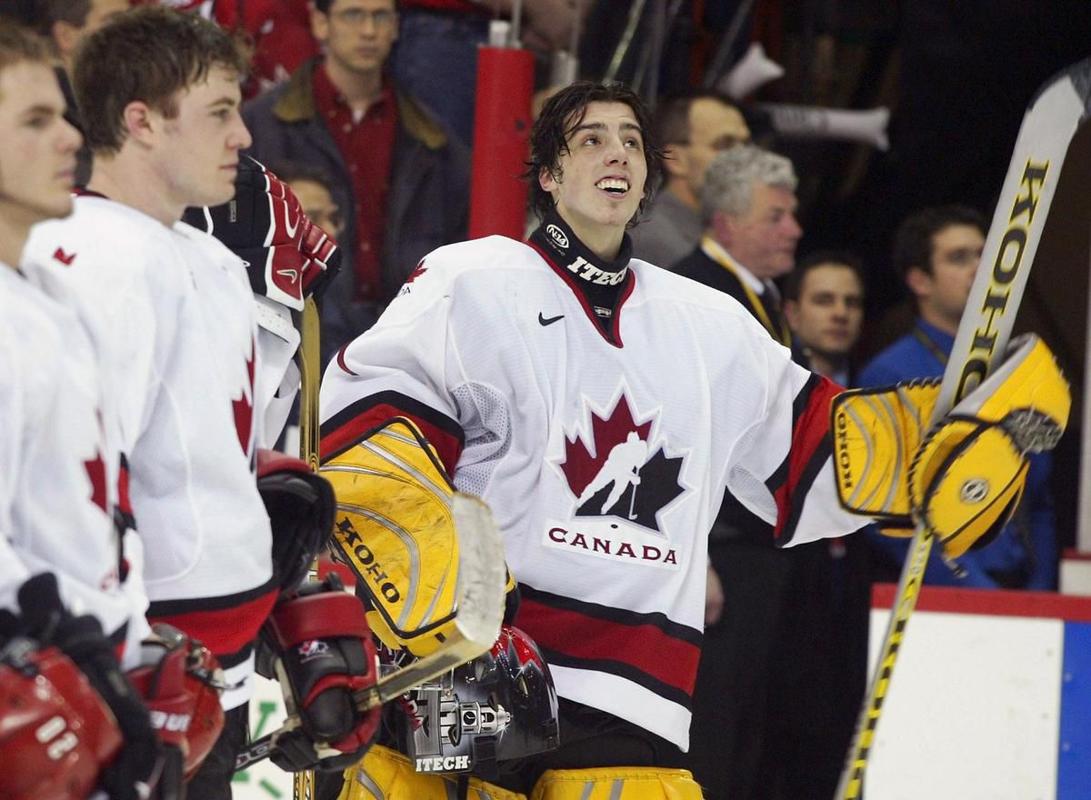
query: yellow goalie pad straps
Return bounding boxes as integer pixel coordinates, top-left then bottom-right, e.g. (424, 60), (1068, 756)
(530, 767), (704, 800)
(831, 379), (941, 523)
(321, 418), (461, 657)
(338, 745), (527, 800)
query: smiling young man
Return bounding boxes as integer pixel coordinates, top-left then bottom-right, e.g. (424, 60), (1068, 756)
(316, 82), (888, 800)
(21, 8), (379, 797)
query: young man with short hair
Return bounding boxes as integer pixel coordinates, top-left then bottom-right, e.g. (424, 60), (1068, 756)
(0, 20), (160, 798)
(784, 250), (867, 383)
(244, 0), (470, 359)
(314, 82), (1062, 799)
(23, 8), (380, 795)
(858, 205), (1059, 590)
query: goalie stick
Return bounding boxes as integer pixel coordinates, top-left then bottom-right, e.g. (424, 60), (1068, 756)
(235, 492), (507, 773)
(835, 58), (1091, 800)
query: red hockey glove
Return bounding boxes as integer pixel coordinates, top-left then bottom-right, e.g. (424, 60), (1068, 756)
(0, 636), (127, 800)
(258, 574), (380, 772)
(257, 449), (336, 596)
(181, 156), (340, 308)
(127, 624), (226, 782)
(9, 573), (162, 800)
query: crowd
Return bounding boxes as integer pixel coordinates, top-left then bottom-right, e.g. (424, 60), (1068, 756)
(0, 2), (1072, 800)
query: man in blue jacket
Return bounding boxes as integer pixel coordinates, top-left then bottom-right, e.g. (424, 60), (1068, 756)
(859, 204), (1058, 590)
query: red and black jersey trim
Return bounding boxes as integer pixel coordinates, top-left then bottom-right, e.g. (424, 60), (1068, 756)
(766, 373), (841, 544)
(147, 576), (278, 660)
(514, 584), (701, 710)
(319, 390), (465, 474)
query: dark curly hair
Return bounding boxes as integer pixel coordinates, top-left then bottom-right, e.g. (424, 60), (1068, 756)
(526, 81), (664, 225)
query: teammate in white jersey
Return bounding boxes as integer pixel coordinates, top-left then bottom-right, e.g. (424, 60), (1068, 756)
(318, 81), (1069, 800)
(21, 7), (381, 797)
(0, 21), (164, 799)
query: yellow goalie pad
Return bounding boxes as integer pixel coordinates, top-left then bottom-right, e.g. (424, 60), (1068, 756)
(530, 767), (704, 800)
(338, 744), (526, 800)
(321, 418), (462, 657)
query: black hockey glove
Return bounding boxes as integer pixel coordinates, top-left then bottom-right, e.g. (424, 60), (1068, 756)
(15, 573), (162, 800)
(257, 574), (381, 772)
(257, 449), (336, 596)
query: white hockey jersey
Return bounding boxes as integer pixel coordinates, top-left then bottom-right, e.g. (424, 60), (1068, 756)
(24, 196), (277, 707)
(0, 265), (148, 663)
(320, 234), (865, 750)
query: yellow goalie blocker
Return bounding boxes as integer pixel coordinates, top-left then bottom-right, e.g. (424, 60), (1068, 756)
(321, 417), (512, 657)
(832, 334), (1070, 558)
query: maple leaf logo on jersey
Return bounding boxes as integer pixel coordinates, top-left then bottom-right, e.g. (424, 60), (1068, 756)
(558, 392), (685, 532)
(232, 339), (256, 457)
(84, 451), (107, 513)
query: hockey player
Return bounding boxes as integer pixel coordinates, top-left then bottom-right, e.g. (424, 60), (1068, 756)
(318, 81), (1070, 798)
(21, 7), (380, 797)
(0, 20), (164, 798)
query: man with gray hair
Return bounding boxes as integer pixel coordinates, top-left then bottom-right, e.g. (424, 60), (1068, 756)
(674, 144), (802, 344)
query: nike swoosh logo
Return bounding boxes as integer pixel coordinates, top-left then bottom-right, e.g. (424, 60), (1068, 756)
(538, 313), (564, 326)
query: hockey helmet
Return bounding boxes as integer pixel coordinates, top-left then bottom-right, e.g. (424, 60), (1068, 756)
(0, 637), (123, 800)
(396, 625), (559, 774)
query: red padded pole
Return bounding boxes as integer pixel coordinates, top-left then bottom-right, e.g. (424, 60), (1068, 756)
(469, 45), (535, 240)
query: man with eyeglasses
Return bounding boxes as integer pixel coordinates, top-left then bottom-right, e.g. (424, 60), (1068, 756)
(629, 91), (750, 268)
(244, 0), (470, 363)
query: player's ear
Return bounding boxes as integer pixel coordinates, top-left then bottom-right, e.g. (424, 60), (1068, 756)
(539, 165), (560, 193)
(121, 100), (157, 145)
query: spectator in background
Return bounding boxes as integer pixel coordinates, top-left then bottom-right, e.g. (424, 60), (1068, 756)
(630, 91), (750, 268)
(139, 0), (319, 95)
(243, 0), (469, 362)
(777, 248), (872, 800)
(674, 144), (800, 345)
(394, 0), (588, 146)
(858, 205), (1058, 590)
(30, 0), (129, 183)
(269, 160), (346, 241)
(783, 250), (866, 384)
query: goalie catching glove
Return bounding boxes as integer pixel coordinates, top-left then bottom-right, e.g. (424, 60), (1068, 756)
(321, 418), (518, 658)
(257, 574), (381, 772)
(832, 334), (1069, 559)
